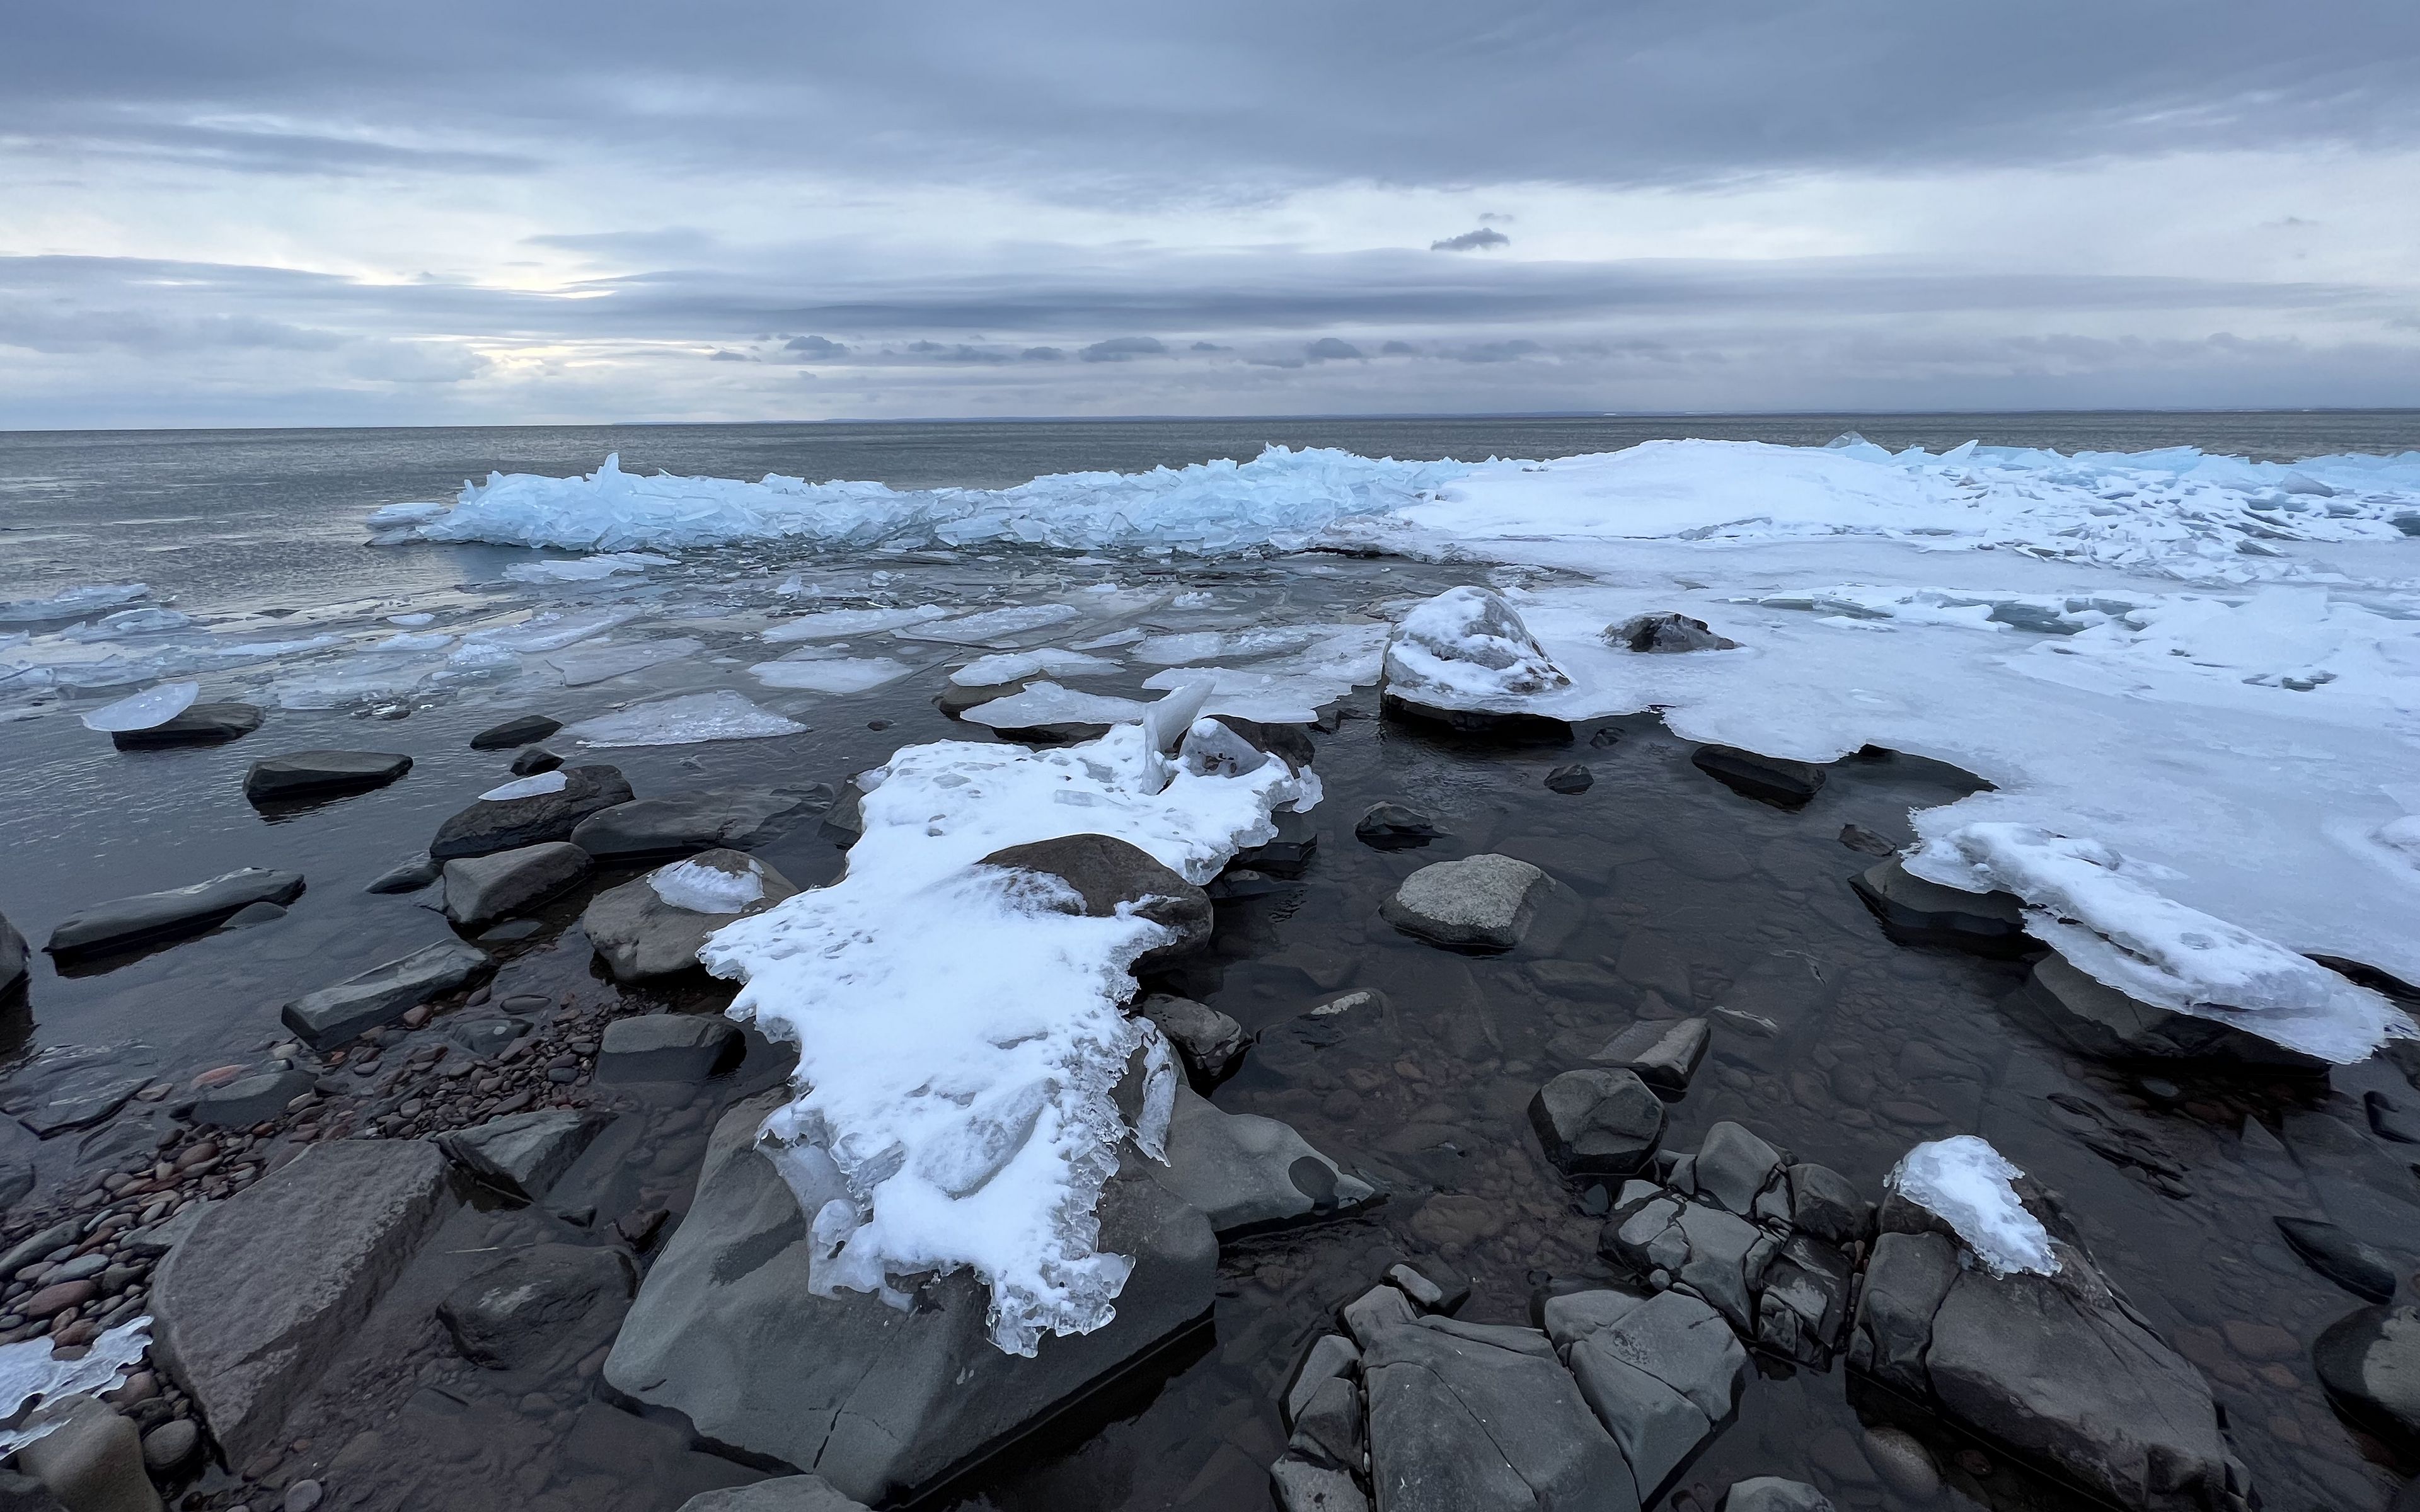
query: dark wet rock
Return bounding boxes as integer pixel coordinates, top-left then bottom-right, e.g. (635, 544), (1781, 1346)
(191, 1068), (316, 1128)
(470, 713), (562, 750)
(1233, 806), (1320, 874)
(1269, 1456), (1366, 1512)
(1137, 994), (1247, 1082)
(2315, 1304), (2420, 1455)
(2275, 1217), (2398, 1303)
(1848, 1203), (2245, 1511)
(1606, 612), (1738, 654)
(14, 1396), (153, 1512)
(428, 764), (633, 860)
(439, 1108), (611, 1201)
(152, 1139), (456, 1466)
(441, 841), (592, 928)
(1724, 1480), (1836, 1512)
(675, 1478), (872, 1512)
(109, 701), (262, 748)
(509, 745), (563, 776)
(241, 748), (412, 803)
(0, 1469), (64, 1511)
(139, 1416), (200, 1477)
(1690, 745), (1825, 808)
(1361, 1312), (1632, 1512)
(570, 786), (834, 861)
(1847, 857), (2029, 956)
(1837, 823), (1898, 857)
(979, 833), (1212, 971)
(1287, 1373), (1364, 1474)
(2005, 954), (2324, 1070)
(1691, 1121), (1784, 1217)
(1148, 1086), (1376, 1235)
(1544, 764), (1593, 794)
(439, 1242), (636, 1370)
(821, 779), (869, 849)
(1785, 1163), (1869, 1247)
(444, 1014), (531, 1058)
(597, 1013), (742, 1082)
(0, 913), (25, 997)
(1381, 853), (1545, 950)
(2369, 1091), (2420, 1144)
(603, 1092), (1217, 1505)
(363, 853), (442, 895)
(1547, 1288), (1746, 1501)
(1211, 715), (1317, 774)
(45, 868), (306, 960)
(0, 1157), (32, 1211)
(280, 939), (492, 1046)
(219, 899), (286, 929)
(1529, 1068), (1664, 1177)
(1286, 1334), (1364, 1428)
(1, 1056), (147, 1137)
(1589, 1018), (1708, 1095)
(1354, 802), (1444, 850)
(582, 850), (800, 982)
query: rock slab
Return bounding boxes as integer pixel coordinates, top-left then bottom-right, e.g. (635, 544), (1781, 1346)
(570, 786), (834, 860)
(1530, 1069), (1665, 1176)
(1363, 1314), (1635, 1512)
(1690, 745), (1824, 808)
(280, 939), (494, 1046)
(442, 842), (592, 928)
(242, 749), (412, 803)
(438, 1108), (611, 1201)
(45, 868), (306, 960)
(150, 1139), (456, 1466)
(597, 1014), (742, 1082)
(429, 764), (633, 859)
(1148, 1087), (1375, 1235)
(110, 702), (263, 748)
(439, 1242), (635, 1370)
(470, 714), (562, 750)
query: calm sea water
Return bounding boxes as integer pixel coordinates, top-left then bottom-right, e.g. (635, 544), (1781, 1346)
(3, 412), (2416, 615)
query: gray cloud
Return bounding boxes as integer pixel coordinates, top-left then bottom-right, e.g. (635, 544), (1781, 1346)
(1305, 337), (1365, 361)
(1432, 229), (1510, 253)
(1078, 336), (1168, 362)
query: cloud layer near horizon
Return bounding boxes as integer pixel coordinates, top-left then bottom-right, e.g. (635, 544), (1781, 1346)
(4, 1), (2419, 426)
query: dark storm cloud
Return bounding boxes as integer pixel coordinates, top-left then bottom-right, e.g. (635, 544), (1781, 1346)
(4, 3), (2416, 196)
(1432, 229), (1511, 253)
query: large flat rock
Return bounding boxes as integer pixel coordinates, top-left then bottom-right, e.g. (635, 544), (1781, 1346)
(429, 764), (633, 860)
(280, 939), (493, 1047)
(442, 842), (592, 928)
(1381, 854), (1545, 951)
(570, 786), (834, 861)
(242, 748), (412, 803)
(149, 1139), (456, 1466)
(1149, 1086), (1375, 1235)
(604, 1093), (1218, 1505)
(44, 868), (306, 960)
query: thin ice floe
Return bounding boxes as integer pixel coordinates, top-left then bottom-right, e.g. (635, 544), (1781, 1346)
(79, 680), (199, 733)
(958, 683), (1150, 730)
(0, 1315), (154, 1452)
(894, 604), (1085, 644)
(479, 771), (569, 802)
(701, 699), (1317, 1353)
(1888, 1137), (2058, 1277)
(650, 857), (766, 914)
(544, 637), (700, 687)
(748, 655), (915, 694)
(502, 551), (672, 583)
(950, 648), (1122, 686)
(560, 690), (806, 747)
(0, 584), (151, 624)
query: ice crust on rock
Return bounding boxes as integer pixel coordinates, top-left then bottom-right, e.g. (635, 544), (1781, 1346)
(1887, 1135), (2058, 1277)
(560, 691), (806, 747)
(699, 702), (1318, 1354)
(79, 680), (199, 732)
(1383, 585), (1570, 712)
(1906, 821), (2410, 1063)
(480, 770), (570, 802)
(650, 856), (768, 914)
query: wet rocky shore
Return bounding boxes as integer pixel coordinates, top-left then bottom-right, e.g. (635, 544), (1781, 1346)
(3, 558), (2419, 1512)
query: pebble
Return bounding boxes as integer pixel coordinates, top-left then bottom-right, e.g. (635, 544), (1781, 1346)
(1862, 1426), (1941, 1498)
(287, 1480), (325, 1512)
(142, 1417), (200, 1474)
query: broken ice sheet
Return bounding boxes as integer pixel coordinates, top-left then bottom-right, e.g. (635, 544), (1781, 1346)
(762, 605), (948, 642)
(749, 653), (916, 693)
(543, 637), (702, 687)
(561, 690), (805, 747)
(957, 682), (1150, 730)
(950, 648), (1121, 685)
(502, 551), (672, 583)
(78, 680), (199, 733)
(893, 604), (1084, 644)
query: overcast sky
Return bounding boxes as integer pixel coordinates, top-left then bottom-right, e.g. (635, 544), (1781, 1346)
(5, 1), (2419, 428)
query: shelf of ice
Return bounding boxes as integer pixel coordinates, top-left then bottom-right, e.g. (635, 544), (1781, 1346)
(1888, 1137), (2058, 1277)
(700, 695), (1317, 1353)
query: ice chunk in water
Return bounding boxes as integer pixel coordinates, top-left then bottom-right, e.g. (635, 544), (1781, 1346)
(480, 771), (569, 801)
(387, 611), (437, 626)
(749, 656), (914, 693)
(0, 584), (150, 624)
(561, 690), (806, 747)
(544, 637), (701, 687)
(958, 682), (1150, 730)
(366, 501), (447, 527)
(62, 608), (195, 641)
(375, 631), (453, 653)
(651, 856), (767, 914)
(762, 605), (948, 641)
(502, 551), (673, 583)
(1889, 1136), (2058, 1276)
(79, 680), (199, 732)
(951, 648), (1121, 686)
(894, 604), (1085, 644)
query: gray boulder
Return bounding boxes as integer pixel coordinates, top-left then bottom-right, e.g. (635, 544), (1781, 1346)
(1270, 1457), (1368, 1512)
(1588, 1019), (1708, 1095)
(1138, 994), (1247, 1082)
(1148, 1087), (1376, 1235)
(1724, 1480), (1835, 1512)
(442, 841), (592, 928)
(602, 1092), (1218, 1505)
(109, 701), (262, 748)
(1381, 854), (1547, 951)
(597, 1013), (742, 1081)
(1361, 1314), (1634, 1512)
(150, 1140), (456, 1465)
(676, 1479), (871, 1512)
(438, 1108), (611, 1201)
(1605, 613), (1737, 654)
(428, 764), (633, 859)
(1, 913), (25, 997)
(1546, 1289), (1744, 1504)
(2003, 954), (2325, 1070)
(280, 939), (493, 1046)
(438, 1242), (635, 1370)
(570, 786), (834, 860)
(580, 850), (798, 983)
(1529, 1069), (1664, 1176)
(2274, 1217), (2397, 1303)
(44, 868), (306, 960)
(362, 854), (442, 894)
(241, 748), (411, 803)
(978, 833), (1212, 971)
(1690, 746), (1824, 808)
(190, 1068), (315, 1128)
(470, 713), (561, 750)
(13, 1395), (159, 1512)
(1848, 857), (2027, 956)
(2313, 1304), (2420, 1456)
(1354, 802), (1444, 850)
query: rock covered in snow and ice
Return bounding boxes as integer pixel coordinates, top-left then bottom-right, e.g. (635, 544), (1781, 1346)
(2003, 953), (2328, 1072)
(1380, 853), (1546, 949)
(1136, 994), (1247, 1082)
(1529, 1069), (1664, 1177)
(470, 713), (562, 750)
(437, 1108), (610, 1202)
(43, 868), (306, 960)
(1146, 1086), (1375, 1235)
(1605, 612), (1739, 654)
(241, 748), (413, 803)
(108, 701), (264, 749)
(1380, 586), (1572, 732)
(977, 833), (1214, 971)
(1849, 856), (2028, 956)
(602, 1092), (1218, 1505)
(150, 1140), (456, 1466)
(429, 764), (633, 859)
(570, 785), (834, 860)
(281, 939), (493, 1046)
(441, 842), (592, 928)
(1887, 1136), (2056, 1276)
(1690, 745), (1826, 808)
(582, 850), (798, 982)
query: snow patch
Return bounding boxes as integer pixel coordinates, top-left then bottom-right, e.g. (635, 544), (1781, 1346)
(1888, 1137), (2058, 1277)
